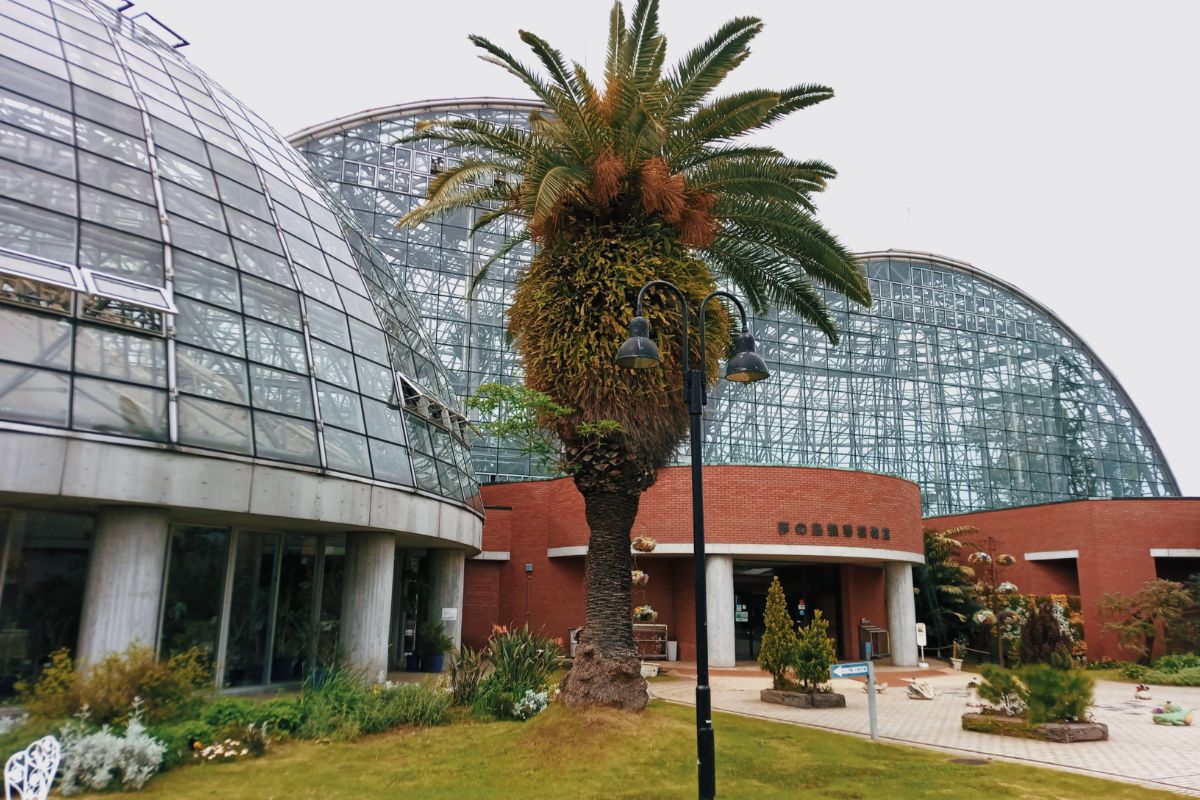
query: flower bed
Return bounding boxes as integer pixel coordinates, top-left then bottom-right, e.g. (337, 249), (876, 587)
(961, 712), (1107, 742)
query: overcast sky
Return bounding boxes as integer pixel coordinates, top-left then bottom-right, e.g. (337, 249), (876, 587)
(146, 0), (1199, 494)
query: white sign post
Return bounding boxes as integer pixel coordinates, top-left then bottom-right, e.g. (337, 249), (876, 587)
(916, 622), (928, 669)
(831, 657), (878, 741)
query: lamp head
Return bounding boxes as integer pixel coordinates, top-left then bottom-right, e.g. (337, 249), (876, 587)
(615, 316), (661, 369)
(724, 329), (769, 382)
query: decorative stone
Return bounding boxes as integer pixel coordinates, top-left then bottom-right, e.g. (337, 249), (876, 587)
(961, 713), (1109, 742)
(761, 689), (847, 709)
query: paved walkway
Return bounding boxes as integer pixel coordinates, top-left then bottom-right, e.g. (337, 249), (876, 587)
(651, 666), (1200, 796)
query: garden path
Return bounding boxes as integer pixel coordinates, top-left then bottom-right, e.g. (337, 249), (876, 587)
(652, 665), (1200, 797)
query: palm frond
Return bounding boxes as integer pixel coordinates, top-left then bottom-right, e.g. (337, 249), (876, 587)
(469, 229), (531, 296)
(663, 16), (762, 120)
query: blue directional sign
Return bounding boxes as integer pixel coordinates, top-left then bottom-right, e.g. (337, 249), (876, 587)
(830, 661), (870, 679)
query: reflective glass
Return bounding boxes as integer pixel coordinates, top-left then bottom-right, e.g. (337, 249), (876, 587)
(178, 396), (252, 454)
(72, 375), (166, 439)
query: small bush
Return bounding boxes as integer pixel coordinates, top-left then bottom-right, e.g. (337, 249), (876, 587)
(1119, 662), (1148, 680)
(1136, 665), (1200, 686)
(1022, 664), (1094, 723)
(511, 689), (548, 720)
(20, 646), (211, 724)
(1019, 601), (1072, 668)
(202, 698), (255, 730)
(472, 626), (560, 720)
(794, 609), (836, 692)
(59, 706), (167, 795)
(449, 645), (486, 706)
(148, 718), (214, 769)
(1085, 657), (1123, 670)
(977, 665), (1027, 716)
(758, 576), (798, 690)
(294, 666), (449, 740)
(252, 697), (303, 735)
(1152, 652), (1200, 674)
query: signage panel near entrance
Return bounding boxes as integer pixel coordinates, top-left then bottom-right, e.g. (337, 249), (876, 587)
(777, 522), (891, 541)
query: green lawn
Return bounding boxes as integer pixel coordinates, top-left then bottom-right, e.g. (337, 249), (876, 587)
(90, 701), (1175, 800)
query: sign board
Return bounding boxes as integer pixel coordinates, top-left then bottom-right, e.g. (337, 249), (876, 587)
(441, 607), (458, 622)
(830, 661), (870, 679)
(831, 661), (879, 741)
(915, 622), (927, 647)
(796, 599), (806, 616)
(735, 610), (749, 622)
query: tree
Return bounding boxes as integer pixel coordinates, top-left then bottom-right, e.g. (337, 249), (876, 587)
(914, 526), (981, 650)
(757, 576), (797, 690)
(1100, 579), (1197, 664)
(398, 0), (869, 709)
(793, 609), (836, 692)
(1019, 601), (1072, 668)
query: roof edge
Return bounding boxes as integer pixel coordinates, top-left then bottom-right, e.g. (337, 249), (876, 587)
(286, 97), (542, 145)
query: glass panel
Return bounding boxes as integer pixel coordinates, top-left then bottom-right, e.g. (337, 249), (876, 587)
(160, 526), (228, 661)
(223, 531), (277, 687)
(362, 397), (405, 443)
(369, 439), (412, 485)
(73, 324), (166, 385)
(249, 364), (313, 417)
(245, 319), (307, 372)
(0, 197), (75, 262)
(241, 276), (301, 329)
(306, 301), (350, 348)
(175, 297), (244, 357)
(310, 340), (356, 391)
(0, 306), (70, 367)
(72, 376), (167, 439)
(172, 251), (240, 309)
(79, 223), (164, 283)
(253, 411), (319, 464)
(0, 511), (91, 696)
(323, 427), (370, 475)
(270, 534), (319, 683)
(0, 363), (68, 426)
(176, 344), (249, 404)
(178, 396), (252, 454)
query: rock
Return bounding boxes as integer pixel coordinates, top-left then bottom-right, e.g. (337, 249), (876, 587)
(760, 689), (847, 708)
(961, 713), (1109, 742)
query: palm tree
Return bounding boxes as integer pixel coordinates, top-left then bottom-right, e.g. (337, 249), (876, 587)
(397, 0), (871, 710)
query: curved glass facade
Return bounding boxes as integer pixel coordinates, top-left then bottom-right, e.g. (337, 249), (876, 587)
(0, 0), (479, 510)
(295, 105), (1177, 515)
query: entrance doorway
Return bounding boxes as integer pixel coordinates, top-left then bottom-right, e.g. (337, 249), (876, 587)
(733, 563), (843, 661)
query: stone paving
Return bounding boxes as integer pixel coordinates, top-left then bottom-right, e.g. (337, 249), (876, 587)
(651, 668), (1200, 796)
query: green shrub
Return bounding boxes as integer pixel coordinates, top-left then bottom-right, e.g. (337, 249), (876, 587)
(1018, 601), (1072, 668)
(202, 698), (255, 730)
(294, 666), (449, 740)
(1152, 652), (1200, 674)
(361, 682), (451, 732)
(1085, 657), (1123, 670)
(19, 645), (211, 724)
(449, 645), (486, 706)
(1022, 664), (1093, 723)
(252, 697), (303, 735)
(793, 609), (836, 692)
(758, 576), (798, 690)
(472, 626), (560, 720)
(1119, 662), (1148, 680)
(977, 665), (1027, 716)
(149, 718), (215, 768)
(1137, 665), (1200, 686)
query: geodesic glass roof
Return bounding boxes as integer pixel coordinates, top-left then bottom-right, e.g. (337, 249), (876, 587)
(0, 0), (479, 511)
(293, 100), (1177, 516)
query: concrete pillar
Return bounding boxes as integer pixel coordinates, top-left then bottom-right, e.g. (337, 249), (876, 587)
(705, 554), (736, 668)
(340, 532), (396, 681)
(885, 561), (919, 667)
(77, 506), (170, 665)
(426, 549), (466, 651)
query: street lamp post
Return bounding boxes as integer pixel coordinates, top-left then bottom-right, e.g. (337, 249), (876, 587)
(616, 280), (769, 800)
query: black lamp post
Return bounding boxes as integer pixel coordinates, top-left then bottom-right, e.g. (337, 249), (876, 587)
(616, 280), (769, 800)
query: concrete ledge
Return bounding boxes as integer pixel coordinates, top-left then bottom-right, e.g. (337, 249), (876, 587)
(1150, 548), (1200, 558)
(472, 551), (511, 561)
(0, 430), (481, 549)
(548, 543), (923, 564)
(1024, 549), (1079, 561)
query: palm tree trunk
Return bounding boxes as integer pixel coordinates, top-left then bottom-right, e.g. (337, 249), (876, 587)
(559, 485), (648, 710)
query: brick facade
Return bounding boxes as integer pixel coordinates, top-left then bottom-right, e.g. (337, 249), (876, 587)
(928, 498), (1200, 660)
(465, 467), (1200, 663)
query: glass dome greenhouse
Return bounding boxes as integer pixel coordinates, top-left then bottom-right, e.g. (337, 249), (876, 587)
(0, 0), (479, 510)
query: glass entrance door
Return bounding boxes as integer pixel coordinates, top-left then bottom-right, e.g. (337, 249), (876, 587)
(733, 563), (843, 661)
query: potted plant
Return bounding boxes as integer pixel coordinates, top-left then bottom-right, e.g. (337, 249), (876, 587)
(758, 577), (845, 709)
(950, 638), (965, 671)
(631, 570), (649, 587)
(632, 605), (657, 623)
(631, 536), (657, 553)
(418, 621), (454, 673)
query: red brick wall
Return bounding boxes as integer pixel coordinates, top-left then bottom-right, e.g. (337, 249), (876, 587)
(928, 499), (1200, 660)
(475, 466), (919, 662)
(462, 561), (500, 650)
(840, 564), (887, 659)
